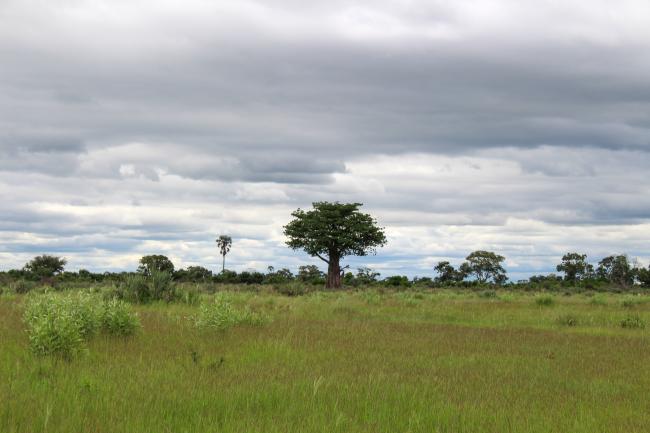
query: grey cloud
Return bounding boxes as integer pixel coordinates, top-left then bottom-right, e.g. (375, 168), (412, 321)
(1, 0), (650, 276)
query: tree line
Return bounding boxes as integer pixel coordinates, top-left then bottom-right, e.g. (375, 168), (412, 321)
(1, 202), (649, 291)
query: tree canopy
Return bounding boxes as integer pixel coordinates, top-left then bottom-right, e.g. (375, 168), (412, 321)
(23, 255), (67, 278)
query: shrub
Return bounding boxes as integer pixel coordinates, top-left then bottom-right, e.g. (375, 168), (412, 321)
(10, 280), (36, 294)
(24, 293), (140, 358)
(620, 315), (646, 329)
(535, 295), (555, 307)
(118, 271), (177, 303)
(149, 270), (177, 302)
(195, 297), (268, 331)
(23, 293), (98, 358)
(100, 299), (140, 336)
(556, 314), (579, 327)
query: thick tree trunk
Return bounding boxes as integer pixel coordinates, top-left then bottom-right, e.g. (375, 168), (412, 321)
(326, 254), (341, 289)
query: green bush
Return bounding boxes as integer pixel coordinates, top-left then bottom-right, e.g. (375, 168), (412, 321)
(24, 293), (140, 358)
(100, 299), (140, 336)
(620, 315), (646, 329)
(195, 297), (269, 331)
(117, 271), (177, 303)
(535, 295), (555, 307)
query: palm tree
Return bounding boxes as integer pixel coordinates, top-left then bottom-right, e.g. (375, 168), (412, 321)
(215, 235), (232, 272)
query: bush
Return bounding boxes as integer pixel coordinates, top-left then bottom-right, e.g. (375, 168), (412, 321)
(556, 314), (579, 327)
(195, 296), (268, 331)
(24, 293), (140, 358)
(100, 299), (140, 336)
(24, 293), (99, 358)
(118, 271), (177, 303)
(10, 280), (36, 294)
(535, 295), (555, 307)
(620, 315), (646, 329)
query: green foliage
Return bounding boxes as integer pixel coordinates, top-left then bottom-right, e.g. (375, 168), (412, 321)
(434, 261), (463, 284)
(284, 202), (386, 288)
(23, 255), (67, 279)
(284, 202), (387, 259)
(216, 235), (233, 272)
(9, 279), (37, 294)
(298, 265), (325, 284)
(383, 275), (410, 288)
(194, 296), (269, 331)
(24, 294), (88, 359)
(23, 293), (140, 358)
(100, 299), (140, 336)
(535, 294), (555, 306)
(137, 255), (175, 276)
(460, 251), (507, 284)
(597, 255), (634, 287)
(117, 271), (177, 303)
(556, 253), (593, 282)
(620, 314), (645, 329)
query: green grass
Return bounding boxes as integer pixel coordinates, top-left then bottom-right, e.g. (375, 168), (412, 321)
(2, 289), (650, 432)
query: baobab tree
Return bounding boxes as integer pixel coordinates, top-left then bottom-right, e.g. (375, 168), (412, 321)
(216, 235), (232, 272)
(284, 202), (386, 288)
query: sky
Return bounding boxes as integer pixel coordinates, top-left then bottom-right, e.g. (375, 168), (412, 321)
(1, 0), (650, 280)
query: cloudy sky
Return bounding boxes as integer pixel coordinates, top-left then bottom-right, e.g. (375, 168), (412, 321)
(1, 0), (650, 279)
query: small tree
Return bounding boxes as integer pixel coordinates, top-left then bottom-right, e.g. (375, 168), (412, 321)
(556, 253), (593, 282)
(460, 251), (507, 284)
(216, 235), (232, 273)
(138, 255), (175, 276)
(284, 202), (387, 288)
(23, 255), (67, 279)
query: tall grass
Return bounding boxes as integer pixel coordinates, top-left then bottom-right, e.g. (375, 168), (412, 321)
(2, 290), (650, 432)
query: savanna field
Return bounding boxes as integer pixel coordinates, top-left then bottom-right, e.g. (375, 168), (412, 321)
(2, 289), (650, 433)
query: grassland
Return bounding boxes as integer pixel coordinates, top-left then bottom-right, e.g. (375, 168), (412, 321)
(2, 289), (650, 433)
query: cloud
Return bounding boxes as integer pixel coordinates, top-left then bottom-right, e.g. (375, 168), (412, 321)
(1, 0), (649, 277)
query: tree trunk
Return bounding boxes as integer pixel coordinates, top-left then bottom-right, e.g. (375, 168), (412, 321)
(222, 255), (225, 273)
(326, 254), (341, 289)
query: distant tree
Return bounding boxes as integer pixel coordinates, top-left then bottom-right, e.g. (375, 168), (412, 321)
(284, 202), (387, 288)
(460, 251), (507, 284)
(356, 267), (380, 285)
(23, 255), (67, 278)
(138, 255), (174, 276)
(636, 266), (650, 287)
(265, 266), (294, 284)
(556, 253), (593, 282)
(597, 255), (634, 287)
(216, 235), (232, 273)
(298, 265), (325, 283)
(175, 266), (213, 282)
(529, 274), (563, 284)
(434, 261), (462, 284)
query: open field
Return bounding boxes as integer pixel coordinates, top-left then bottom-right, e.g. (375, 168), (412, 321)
(2, 289), (650, 433)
